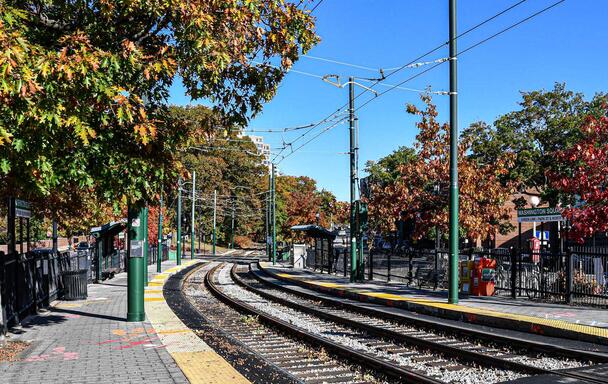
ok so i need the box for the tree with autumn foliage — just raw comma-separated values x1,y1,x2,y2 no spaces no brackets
547,104,608,243
0,1,318,226
175,105,268,245
367,95,516,242
274,175,342,241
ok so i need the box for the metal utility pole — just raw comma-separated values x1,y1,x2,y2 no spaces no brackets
127,206,146,322
355,117,364,281
349,77,357,283
212,189,217,257
271,163,277,265
176,178,182,266
448,0,459,304
265,192,270,261
157,192,163,273
230,197,235,249
143,206,149,286
191,171,196,258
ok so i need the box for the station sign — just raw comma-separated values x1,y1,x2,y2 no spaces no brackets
15,199,32,218
517,207,564,223
130,240,144,258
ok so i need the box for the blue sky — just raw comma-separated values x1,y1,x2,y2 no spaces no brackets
169,0,608,201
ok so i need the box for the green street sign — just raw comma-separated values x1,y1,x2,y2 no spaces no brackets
517,207,564,223
15,199,31,218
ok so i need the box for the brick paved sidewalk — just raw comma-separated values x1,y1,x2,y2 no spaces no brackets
0,261,190,384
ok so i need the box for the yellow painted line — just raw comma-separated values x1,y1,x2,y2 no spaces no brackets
171,351,250,384
145,289,163,293
274,268,608,339
144,297,165,302
148,281,164,286
156,329,190,335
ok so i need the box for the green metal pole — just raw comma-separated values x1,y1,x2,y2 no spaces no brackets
212,189,217,257
265,192,270,261
143,206,149,286
355,118,364,281
157,193,163,273
358,234,364,280
448,0,459,304
230,200,235,249
127,205,146,322
272,163,277,265
191,171,196,259
349,77,357,282
177,178,182,266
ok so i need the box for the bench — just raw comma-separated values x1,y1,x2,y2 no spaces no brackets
414,267,444,290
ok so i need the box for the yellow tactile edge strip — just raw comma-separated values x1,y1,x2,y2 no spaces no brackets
145,260,251,384
263,264,608,340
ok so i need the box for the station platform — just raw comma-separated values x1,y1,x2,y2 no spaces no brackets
259,262,608,346
0,259,250,384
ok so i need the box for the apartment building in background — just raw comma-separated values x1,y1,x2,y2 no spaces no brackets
247,135,272,170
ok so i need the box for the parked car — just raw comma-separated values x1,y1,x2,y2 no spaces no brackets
76,241,90,251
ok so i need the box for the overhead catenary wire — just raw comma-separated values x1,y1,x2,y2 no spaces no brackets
276,117,348,164
354,0,566,113
275,0,563,164
256,60,443,95
271,0,532,161
310,0,324,13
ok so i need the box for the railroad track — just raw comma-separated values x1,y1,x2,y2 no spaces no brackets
227,261,608,384
208,262,541,383
182,262,385,384
250,263,608,360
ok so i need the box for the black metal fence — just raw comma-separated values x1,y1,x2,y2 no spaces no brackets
305,239,334,273
90,244,168,281
1,250,72,331
492,247,608,306
1,242,171,331
361,246,608,307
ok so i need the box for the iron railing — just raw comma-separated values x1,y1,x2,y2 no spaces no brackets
1,250,71,330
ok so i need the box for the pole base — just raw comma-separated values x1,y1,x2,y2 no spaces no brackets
127,312,145,322
448,298,459,305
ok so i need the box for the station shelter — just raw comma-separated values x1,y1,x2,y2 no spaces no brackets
90,220,127,281
290,225,336,273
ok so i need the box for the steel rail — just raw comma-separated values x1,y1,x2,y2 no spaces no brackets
251,262,608,384
253,261,608,364
205,263,444,384
231,264,545,375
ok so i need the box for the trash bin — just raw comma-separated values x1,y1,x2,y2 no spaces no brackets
61,270,88,300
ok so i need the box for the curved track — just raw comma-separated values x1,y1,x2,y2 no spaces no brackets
207,262,543,383
244,261,608,384
182,261,384,384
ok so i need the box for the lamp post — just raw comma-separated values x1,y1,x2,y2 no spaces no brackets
212,189,217,257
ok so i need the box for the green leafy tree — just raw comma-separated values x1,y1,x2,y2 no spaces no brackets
0,1,318,225
173,105,268,244
365,146,417,186
463,83,607,204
